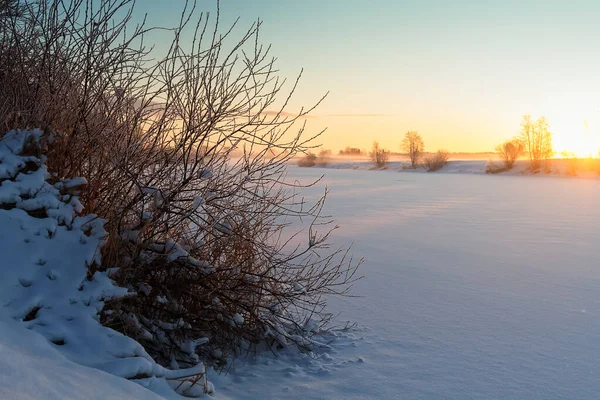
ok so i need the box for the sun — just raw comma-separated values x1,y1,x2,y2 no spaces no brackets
549,111,600,158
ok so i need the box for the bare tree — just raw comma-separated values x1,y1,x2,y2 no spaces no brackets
496,138,524,169
0,0,360,374
370,141,389,168
401,130,424,168
520,115,553,171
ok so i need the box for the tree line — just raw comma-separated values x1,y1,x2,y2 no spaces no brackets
300,114,557,174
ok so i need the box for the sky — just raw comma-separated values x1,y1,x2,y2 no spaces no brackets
139,0,600,154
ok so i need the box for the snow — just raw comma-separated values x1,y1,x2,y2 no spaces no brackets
0,130,209,400
232,313,245,325
208,166,600,400
4,128,600,399
0,321,165,400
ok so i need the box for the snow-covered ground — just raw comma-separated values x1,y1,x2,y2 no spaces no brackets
4,133,600,399
210,166,600,399
0,322,165,400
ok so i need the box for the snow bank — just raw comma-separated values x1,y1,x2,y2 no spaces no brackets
0,130,210,399
0,321,165,400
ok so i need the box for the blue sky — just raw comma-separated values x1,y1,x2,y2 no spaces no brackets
138,0,600,153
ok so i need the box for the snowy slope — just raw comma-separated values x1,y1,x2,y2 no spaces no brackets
0,322,165,400
0,130,208,399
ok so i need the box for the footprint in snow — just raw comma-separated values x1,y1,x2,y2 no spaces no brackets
19,277,33,287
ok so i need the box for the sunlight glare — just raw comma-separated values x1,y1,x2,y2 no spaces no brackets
549,108,600,158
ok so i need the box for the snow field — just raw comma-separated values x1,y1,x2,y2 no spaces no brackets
211,166,600,400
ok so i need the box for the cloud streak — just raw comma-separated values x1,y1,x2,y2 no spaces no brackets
262,110,387,119
262,110,315,119
321,113,387,118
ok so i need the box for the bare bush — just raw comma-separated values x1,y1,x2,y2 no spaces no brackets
0,0,20,17
316,149,332,166
1,0,360,372
370,142,389,168
561,151,579,176
423,150,449,172
297,149,330,167
496,138,524,169
401,130,424,168
559,154,600,176
297,152,318,167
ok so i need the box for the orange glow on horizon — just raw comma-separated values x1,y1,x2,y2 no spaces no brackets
307,109,600,158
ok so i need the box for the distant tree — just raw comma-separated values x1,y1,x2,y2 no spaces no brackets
401,130,424,168
316,149,332,166
496,138,524,169
297,152,317,167
339,146,362,156
370,141,389,168
520,115,553,171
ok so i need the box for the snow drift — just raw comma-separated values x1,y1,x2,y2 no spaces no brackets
0,129,211,399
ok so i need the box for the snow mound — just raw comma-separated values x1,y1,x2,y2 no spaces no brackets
0,130,210,399
0,321,165,400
